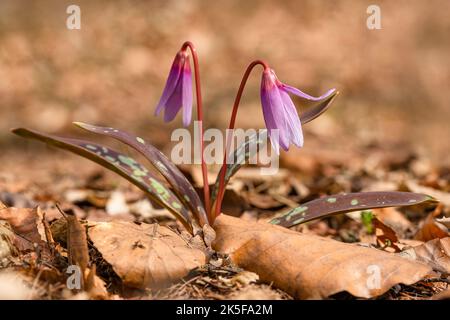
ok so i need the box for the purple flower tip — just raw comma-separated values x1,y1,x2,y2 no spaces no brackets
260,68,335,154
154,50,193,127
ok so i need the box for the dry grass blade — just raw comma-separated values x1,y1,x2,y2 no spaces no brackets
62,209,89,278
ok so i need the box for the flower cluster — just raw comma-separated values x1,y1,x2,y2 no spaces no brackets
154,44,335,153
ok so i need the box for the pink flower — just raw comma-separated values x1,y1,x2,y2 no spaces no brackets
260,68,335,154
154,50,193,126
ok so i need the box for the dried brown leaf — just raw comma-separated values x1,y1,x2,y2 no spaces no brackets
213,215,432,299
373,217,401,252
374,207,413,234
0,207,46,251
84,265,109,299
0,221,16,264
414,205,449,242
401,237,450,274
88,220,206,289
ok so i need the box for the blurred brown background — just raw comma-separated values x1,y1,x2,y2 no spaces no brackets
1,0,449,165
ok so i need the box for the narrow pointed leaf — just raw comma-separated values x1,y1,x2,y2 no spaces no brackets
210,131,267,204
73,122,207,226
12,128,192,232
270,191,438,228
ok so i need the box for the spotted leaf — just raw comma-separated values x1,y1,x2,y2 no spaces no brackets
270,191,438,228
12,128,193,232
73,122,207,226
210,131,267,205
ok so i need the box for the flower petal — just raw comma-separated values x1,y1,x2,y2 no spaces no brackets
280,89,303,148
163,78,183,123
181,60,193,127
155,52,184,116
261,73,290,153
282,85,336,102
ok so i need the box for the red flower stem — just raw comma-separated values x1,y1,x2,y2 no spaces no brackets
181,41,211,223
213,60,269,221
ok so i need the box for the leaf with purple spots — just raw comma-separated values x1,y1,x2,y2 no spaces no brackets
210,131,267,205
12,128,193,232
270,191,438,228
72,122,208,226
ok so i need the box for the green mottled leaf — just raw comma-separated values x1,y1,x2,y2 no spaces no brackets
12,128,193,232
270,191,438,228
73,122,207,226
210,131,267,205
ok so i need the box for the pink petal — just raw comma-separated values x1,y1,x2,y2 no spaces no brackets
261,72,290,153
280,90,303,148
163,78,183,122
181,61,193,127
155,52,184,116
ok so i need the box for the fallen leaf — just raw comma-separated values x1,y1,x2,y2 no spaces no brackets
401,237,450,274
88,220,206,289
0,221,16,265
374,207,414,234
372,217,401,252
213,215,431,299
84,264,109,299
0,207,46,251
414,205,449,242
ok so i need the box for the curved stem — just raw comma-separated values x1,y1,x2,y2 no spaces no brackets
212,60,269,221
181,41,211,224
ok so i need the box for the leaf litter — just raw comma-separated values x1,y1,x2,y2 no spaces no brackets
1,146,450,299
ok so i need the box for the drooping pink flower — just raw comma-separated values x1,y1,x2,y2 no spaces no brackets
260,68,335,154
154,50,193,126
